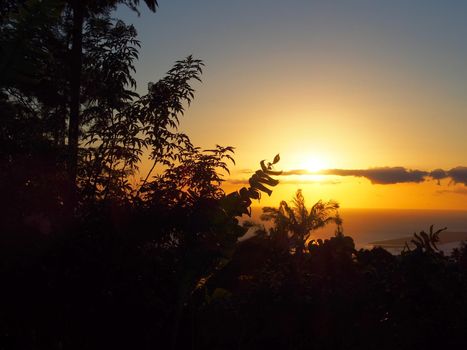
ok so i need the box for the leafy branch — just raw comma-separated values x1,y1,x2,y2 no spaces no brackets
220,154,282,217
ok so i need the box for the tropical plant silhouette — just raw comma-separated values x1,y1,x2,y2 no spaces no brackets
3,2,467,350
261,189,341,254
404,225,447,253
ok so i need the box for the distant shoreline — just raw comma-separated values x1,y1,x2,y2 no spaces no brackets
250,206,467,212
366,231,467,254
370,231,467,246
245,207,467,250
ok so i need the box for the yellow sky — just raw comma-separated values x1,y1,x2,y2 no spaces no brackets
222,174,467,210
124,2,467,210
175,59,467,210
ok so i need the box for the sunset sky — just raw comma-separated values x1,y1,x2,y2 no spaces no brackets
120,1,467,209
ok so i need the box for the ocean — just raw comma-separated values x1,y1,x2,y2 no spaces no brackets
246,207,467,249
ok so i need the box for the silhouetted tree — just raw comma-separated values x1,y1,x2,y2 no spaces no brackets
0,1,160,208
261,189,340,254
67,0,159,188
79,54,204,202
0,2,210,224
4,2,467,350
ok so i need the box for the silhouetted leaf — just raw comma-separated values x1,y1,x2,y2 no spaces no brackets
273,153,280,164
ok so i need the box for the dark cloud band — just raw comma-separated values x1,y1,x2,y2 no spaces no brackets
321,166,467,186
227,177,340,185
235,166,467,186
321,167,428,185
446,167,467,185
281,166,467,186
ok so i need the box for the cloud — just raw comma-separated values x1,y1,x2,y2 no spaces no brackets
234,166,467,187
277,178,341,185
430,168,448,181
447,166,467,186
227,177,340,186
281,169,310,176
273,167,430,184
280,166,467,186
239,168,314,178
320,167,429,185
428,167,467,186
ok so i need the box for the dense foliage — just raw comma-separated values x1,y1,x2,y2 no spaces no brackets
197,201,467,349
1,1,467,350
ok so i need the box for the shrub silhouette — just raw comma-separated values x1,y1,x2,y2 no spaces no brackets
3,2,467,350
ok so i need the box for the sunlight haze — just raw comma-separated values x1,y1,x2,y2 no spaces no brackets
119,0,467,209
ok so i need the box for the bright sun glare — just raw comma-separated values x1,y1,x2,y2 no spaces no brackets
303,156,328,173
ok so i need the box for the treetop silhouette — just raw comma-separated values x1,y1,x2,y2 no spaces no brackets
261,189,341,254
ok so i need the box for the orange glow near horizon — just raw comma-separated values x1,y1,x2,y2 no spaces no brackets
123,1,467,212
222,170,467,211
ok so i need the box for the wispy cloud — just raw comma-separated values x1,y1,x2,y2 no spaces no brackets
321,167,428,185
430,169,448,182
279,178,341,185
445,167,467,186
234,166,467,186
227,177,340,186
429,167,467,186
284,166,467,186
281,169,310,176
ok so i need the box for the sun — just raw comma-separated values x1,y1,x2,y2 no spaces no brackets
303,156,328,174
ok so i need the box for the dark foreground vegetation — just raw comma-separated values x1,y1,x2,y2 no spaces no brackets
2,1,467,349
3,188,467,350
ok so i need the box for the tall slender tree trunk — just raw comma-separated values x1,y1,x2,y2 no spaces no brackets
68,1,84,191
